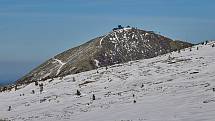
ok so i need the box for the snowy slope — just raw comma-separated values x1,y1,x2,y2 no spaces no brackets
1,42,215,121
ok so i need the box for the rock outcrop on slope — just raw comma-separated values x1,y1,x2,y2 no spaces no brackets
16,27,192,84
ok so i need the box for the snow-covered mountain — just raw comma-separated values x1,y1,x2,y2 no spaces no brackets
16,27,192,84
0,41,214,121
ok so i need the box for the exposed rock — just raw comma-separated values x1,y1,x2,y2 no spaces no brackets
16,27,192,84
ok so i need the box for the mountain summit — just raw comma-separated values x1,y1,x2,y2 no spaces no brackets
17,26,192,84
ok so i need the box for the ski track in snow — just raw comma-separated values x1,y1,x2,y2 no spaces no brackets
53,58,66,75
1,42,215,121
100,37,104,46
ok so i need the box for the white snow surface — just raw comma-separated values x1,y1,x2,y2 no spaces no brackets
94,59,100,68
100,33,110,47
1,42,215,121
123,27,132,31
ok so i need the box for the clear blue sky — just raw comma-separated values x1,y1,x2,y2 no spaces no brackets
0,0,215,84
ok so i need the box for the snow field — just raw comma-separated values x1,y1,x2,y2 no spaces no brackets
0,42,215,121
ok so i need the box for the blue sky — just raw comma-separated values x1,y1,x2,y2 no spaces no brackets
0,0,215,84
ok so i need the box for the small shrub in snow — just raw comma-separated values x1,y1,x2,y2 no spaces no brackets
49,78,54,82
8,106,11,111
167,55,172,60
39,83,43,87
19,94,25,96
14,85,18,91
31,90,35,94
118,92,121,96
212,44,214,47
76,90,81,96
213,88,215,92
92,94,95,100
178,49,180,53
72,77,76,82
35,81,38,86
39,83,44,94
40,98,46,103
133,100,136,103
141,84,144,88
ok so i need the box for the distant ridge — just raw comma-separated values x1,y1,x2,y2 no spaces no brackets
16,26,193,84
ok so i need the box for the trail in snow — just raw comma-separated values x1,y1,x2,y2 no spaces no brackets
100,34,109,47
53,58,66,75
